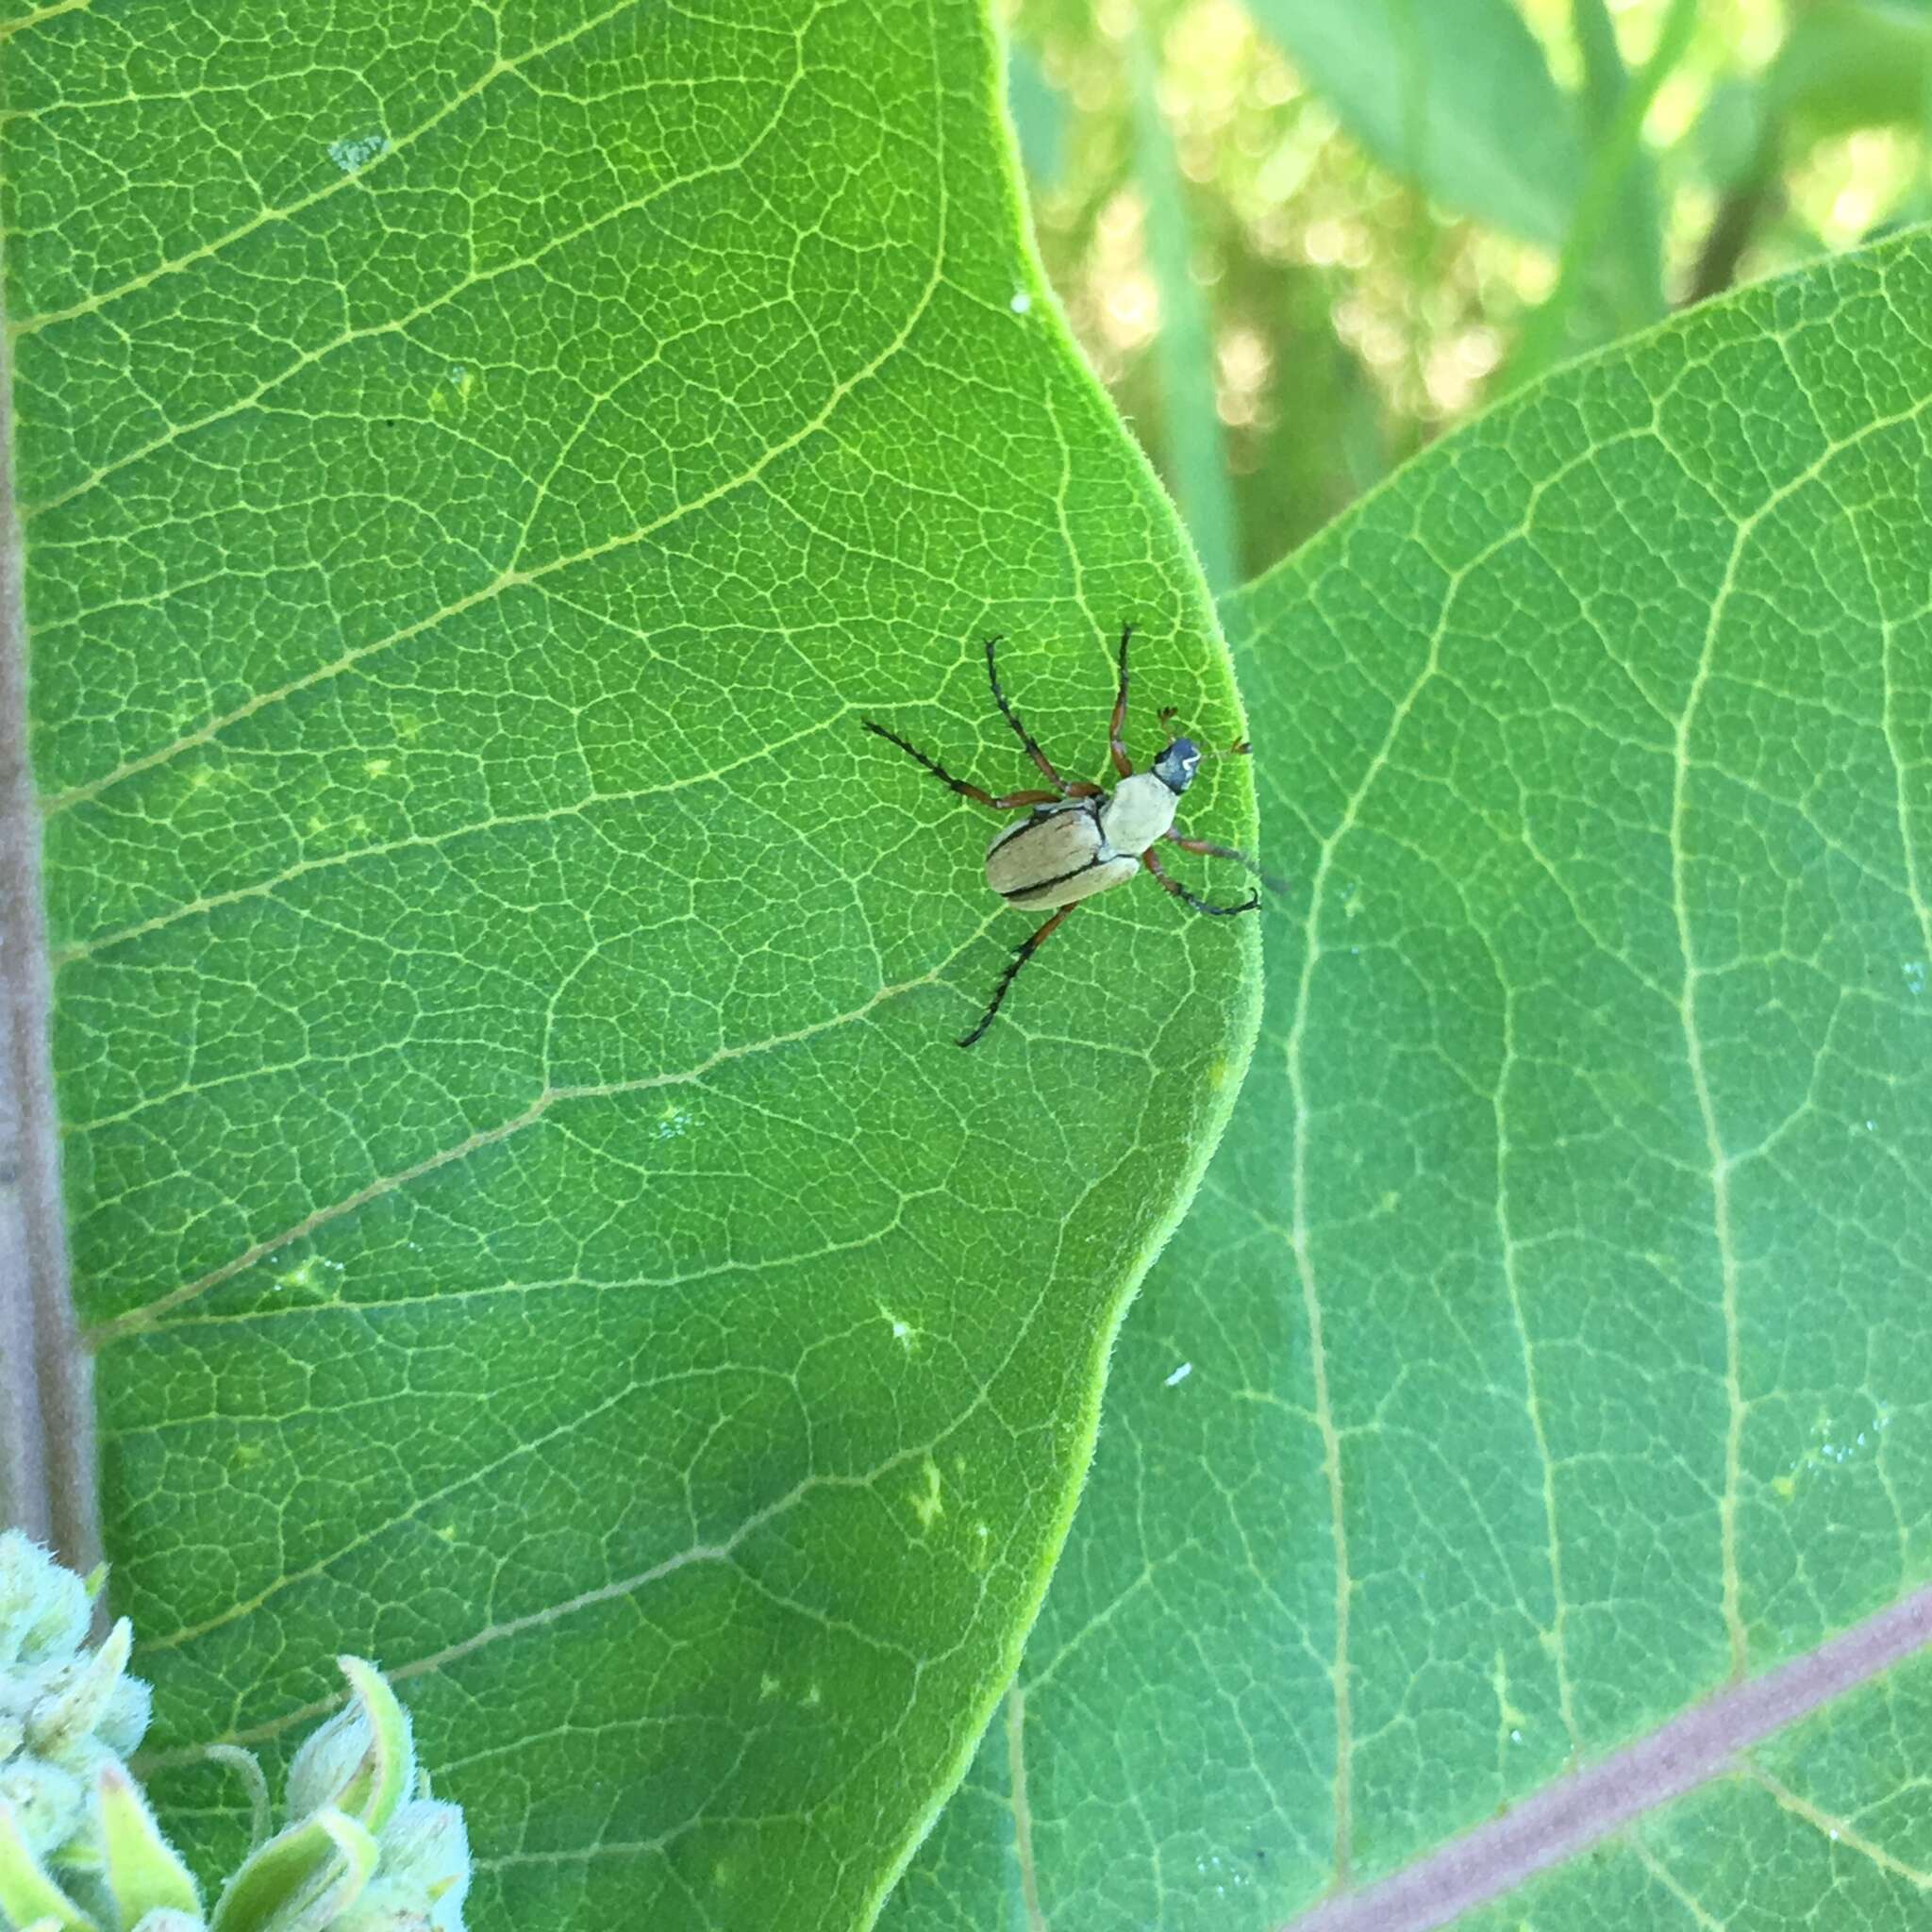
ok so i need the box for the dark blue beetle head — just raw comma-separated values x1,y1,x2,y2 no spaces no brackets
1152,737,1200,795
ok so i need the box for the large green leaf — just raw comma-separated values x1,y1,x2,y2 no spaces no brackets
1127,24,1239,598
1768,0,1932,140
887,230,1932,1926
1500,0,1691,391
0,4,1260,1926
1242,0,1583,246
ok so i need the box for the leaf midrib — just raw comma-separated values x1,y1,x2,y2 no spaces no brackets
1284,1584,1932,1931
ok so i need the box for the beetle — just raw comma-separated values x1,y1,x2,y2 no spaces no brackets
863,624,1278,1046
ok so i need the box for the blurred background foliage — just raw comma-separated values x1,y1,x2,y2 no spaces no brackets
1003,0,1932,591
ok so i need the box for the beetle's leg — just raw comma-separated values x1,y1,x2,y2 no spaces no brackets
1166,829,1289,894
1108,622,1135,777
986,632,1106,794
1141,848,1260,916
862,720,1061,810
958,904,1075,1048
982,634,1088,799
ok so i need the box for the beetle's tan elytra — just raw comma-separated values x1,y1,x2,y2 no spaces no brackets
863,625,1280,1045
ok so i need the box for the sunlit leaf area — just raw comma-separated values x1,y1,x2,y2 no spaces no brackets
2,4,1927,1930
1013,0,1932,582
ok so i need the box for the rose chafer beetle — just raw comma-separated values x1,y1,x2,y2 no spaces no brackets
864,624,1279,1046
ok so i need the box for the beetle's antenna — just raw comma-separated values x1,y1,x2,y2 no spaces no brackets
1108,624,1136,778
958,905,1075,1047
1155,707,1249,758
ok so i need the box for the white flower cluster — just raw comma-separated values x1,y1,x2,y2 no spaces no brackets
0,1532,469,1932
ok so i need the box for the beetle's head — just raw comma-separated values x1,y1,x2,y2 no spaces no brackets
1152,737,1200,795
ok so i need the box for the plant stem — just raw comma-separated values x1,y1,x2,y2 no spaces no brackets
0,294,98,1573
1501,0,1697,392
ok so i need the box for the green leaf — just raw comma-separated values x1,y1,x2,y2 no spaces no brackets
887,230,1932,1926
1127,25,1241,596
1,4,1260,1927
1005,40,1070,194
1566,0,1666,335
1769,0,1932,140
1243,0,1583,245
1501,0,1695,391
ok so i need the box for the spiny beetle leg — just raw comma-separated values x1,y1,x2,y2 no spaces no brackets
984,634,1068,792
1166,829,1289,894
1142,848,1261,916
958,904,1075,1047
862,719,1058,812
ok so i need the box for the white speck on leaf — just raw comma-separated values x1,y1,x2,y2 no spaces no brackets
1164,1361,1193,1388
1904,960,1925,994
1010,290,1032,314
328,132,388,174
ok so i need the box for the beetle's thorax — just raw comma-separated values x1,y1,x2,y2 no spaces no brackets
1099,772,1180,857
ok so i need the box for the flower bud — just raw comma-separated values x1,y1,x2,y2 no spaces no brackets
98,1759,201,1925
376,1801,466,1894
0,1533,155,1888
284,1708,374,1829
0,1757,84,1858
284,1664,408,1837
0,1534,89,1669
32,1620,136,1757
1,1546,471,1932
